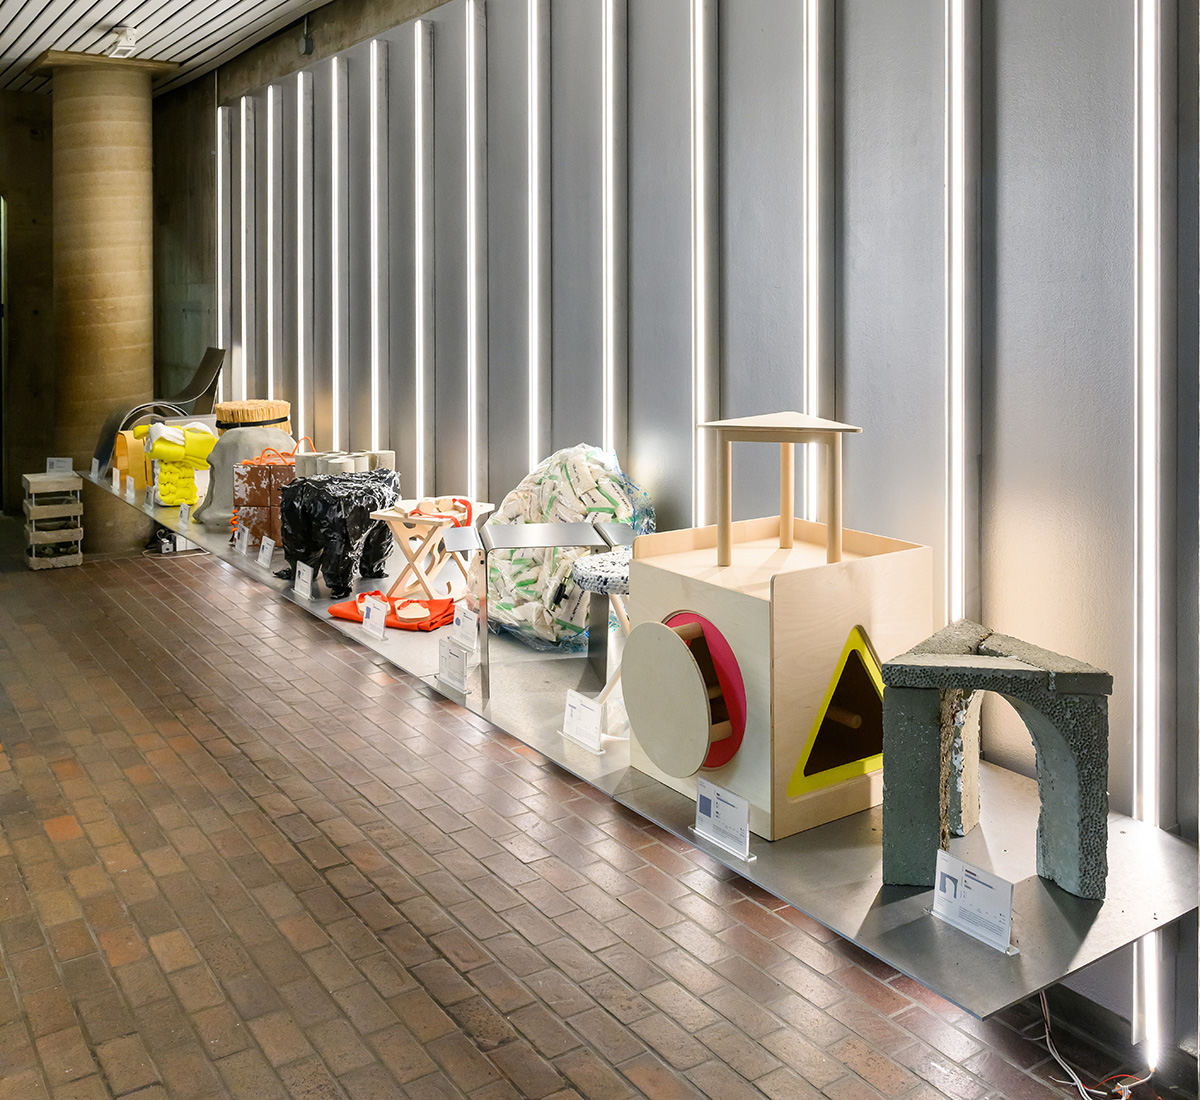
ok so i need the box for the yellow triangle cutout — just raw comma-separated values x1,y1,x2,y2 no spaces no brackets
786,625,884,799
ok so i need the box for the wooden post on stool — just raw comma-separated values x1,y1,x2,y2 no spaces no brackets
826,432,842,564
701,412,861,569
717,437,733,567
779,442,795,550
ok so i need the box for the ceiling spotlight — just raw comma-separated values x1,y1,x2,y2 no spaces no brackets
107,27,139,58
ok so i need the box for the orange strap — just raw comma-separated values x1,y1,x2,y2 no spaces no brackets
253,447,293,466
412,497,473,528
237,446,295,468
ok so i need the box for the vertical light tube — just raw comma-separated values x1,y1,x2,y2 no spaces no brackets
527,0,542,472
296,71,309,441
466,0,480,499
369,40,384,450
330,58,342,450
944,0,967,624
414,22,428,498
690,0,708,525
216,104,227,403
239,96,252,399
1133,0,1161,1069
801,0,821,520
266,85,277,400
601,0,617,455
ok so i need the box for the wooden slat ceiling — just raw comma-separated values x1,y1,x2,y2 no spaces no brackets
0,0,328,96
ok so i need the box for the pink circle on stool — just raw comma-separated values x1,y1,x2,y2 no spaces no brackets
664,612,747,769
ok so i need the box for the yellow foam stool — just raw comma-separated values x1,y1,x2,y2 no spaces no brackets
134,423,218,507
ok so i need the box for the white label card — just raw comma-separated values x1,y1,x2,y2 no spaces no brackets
694,778,754,862
46,457,73,474
560,689,604,754
91,458,100,478
294,562,316,600
452,607,478,653
144,486,155,509
178,502,191,527
124,475,136,501
234,525,250,555
438,637,470,693
111,468,121,491
256,535,275,567
361,595,389,640
931,850,1014,953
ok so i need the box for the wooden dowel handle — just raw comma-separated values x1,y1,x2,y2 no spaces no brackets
709,720,733,743
826,705,862,729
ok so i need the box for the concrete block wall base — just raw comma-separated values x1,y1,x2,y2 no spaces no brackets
881,620,1112,900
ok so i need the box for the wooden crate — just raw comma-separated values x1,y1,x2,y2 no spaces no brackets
23,472,83,571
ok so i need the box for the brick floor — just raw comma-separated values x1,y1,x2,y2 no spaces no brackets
0,543,1155,1099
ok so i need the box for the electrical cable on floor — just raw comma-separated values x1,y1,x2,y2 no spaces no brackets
1096,1073,1157,1100
1039,991,1108,1098
1038,992,1156,1100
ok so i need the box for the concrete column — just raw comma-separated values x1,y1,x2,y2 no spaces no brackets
34,51,175,553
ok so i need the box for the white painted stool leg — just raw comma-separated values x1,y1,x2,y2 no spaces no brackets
596,666,622,705
609,594,631,635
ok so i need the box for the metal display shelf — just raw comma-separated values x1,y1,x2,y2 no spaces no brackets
83,472,1198,1019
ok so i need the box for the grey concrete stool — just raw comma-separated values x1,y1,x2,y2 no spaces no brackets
881,620,1112,900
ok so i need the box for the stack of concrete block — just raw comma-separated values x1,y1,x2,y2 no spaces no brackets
293,451,396,478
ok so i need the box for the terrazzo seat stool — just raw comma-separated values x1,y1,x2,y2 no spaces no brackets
571,544,632,631
571,545,632,702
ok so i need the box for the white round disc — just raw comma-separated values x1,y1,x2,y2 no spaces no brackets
622,621,713,778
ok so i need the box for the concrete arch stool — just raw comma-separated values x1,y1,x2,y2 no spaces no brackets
881,620,1112,900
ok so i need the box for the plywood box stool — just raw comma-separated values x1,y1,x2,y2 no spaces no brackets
623,412,934,841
